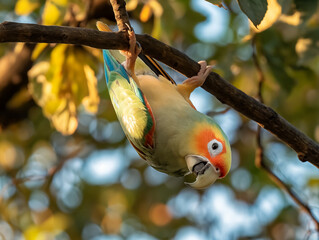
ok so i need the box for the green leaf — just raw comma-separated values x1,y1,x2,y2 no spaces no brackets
258,28,297,92
238,0,268,28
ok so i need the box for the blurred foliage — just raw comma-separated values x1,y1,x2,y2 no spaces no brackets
0,0,319,239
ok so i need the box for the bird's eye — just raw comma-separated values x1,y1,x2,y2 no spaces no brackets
208,139,223,157
212,142,219,150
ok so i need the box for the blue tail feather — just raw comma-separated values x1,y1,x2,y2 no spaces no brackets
103,50,129,83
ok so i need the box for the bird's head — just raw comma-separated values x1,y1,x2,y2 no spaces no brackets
185,120,231,189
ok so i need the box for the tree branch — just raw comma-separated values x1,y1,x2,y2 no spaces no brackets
109,0,131,31
253,38,319,231
0,21,319,168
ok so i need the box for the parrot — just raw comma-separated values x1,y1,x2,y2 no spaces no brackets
96,21,231,189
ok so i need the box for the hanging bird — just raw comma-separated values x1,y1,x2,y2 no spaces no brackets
96,21,231,189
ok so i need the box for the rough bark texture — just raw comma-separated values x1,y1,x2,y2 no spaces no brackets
0,21,319,167
109,0,131,31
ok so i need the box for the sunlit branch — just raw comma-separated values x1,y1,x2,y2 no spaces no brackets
109,0,132,32
252,38,319,232
0,21,319,167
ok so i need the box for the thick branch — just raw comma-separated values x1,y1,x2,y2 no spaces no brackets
0,21,319,167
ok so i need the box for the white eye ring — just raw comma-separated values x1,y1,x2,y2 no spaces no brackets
208,139,223,157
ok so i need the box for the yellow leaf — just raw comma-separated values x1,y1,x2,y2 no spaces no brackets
149,0,163,17
41,213,70,231
7,88,32,109
51,98,78,135
49,44,68,96
0,141,17,171
151,16,162,39
148,0,163,38
32,43,49,60
29,44,99,135
82,65,100,114
28,61,51,107
42,0,68,25
24,225,42,240
140,3,152,22
28,61,50,79
52,0,67,5
126,0,139,11
279,11,301,26
24,213,70,240
15,0,40,15
295,38,312,58
43,96,63,115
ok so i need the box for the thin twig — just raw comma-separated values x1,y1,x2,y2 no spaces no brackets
109,0,131,31
252,37,319,231
0,22,319,167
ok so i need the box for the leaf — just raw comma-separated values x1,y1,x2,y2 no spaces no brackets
296,29,319,65
32,43,49,60
82,65,99,114
149,0,163,17
51,98,78,135
258,29,297,92
0,141,17,171
28,61,51,105
29,45,99,135
24,213,70,239
140,0,163,24
238,0,268,28
149,0,163,38
140,3,152,22
250,0,281,33
42,0,68,25
14,0,40,15
151,16,162,39
126,0,139,11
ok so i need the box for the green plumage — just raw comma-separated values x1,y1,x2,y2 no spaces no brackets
103,50,155,160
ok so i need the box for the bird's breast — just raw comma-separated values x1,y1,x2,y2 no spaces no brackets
137,75,194,176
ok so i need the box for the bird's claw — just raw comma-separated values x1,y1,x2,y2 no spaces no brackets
182,61,212,88
121,24,141,75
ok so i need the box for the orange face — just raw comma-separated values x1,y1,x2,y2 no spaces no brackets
191,123,231,178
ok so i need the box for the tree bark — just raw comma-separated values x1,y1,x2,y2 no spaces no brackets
0,21,318,168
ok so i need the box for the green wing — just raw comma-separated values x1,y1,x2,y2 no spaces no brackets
103,49,155,160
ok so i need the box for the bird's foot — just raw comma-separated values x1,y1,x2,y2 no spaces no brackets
121,24,142,75
182,61,212,89
176,61,212,108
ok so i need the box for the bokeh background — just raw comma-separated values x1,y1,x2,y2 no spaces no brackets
0,0,318,239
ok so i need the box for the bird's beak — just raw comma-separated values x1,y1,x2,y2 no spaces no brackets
185,155,220,189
